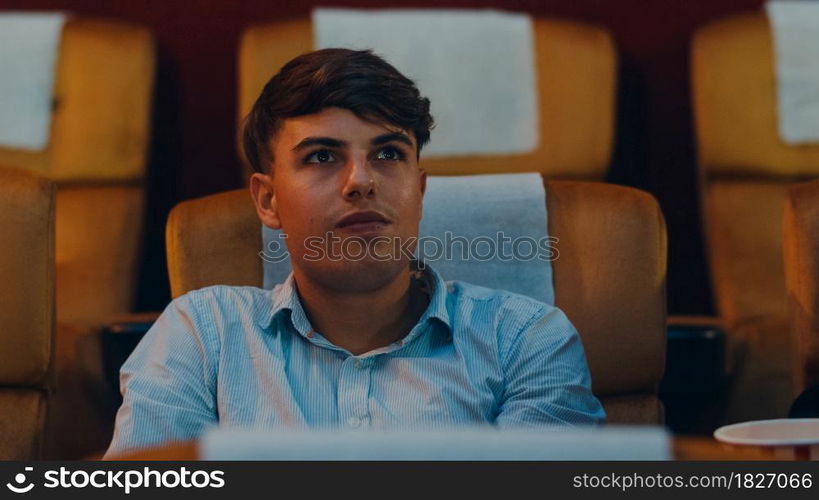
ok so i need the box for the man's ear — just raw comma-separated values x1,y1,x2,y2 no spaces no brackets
249,172,282,229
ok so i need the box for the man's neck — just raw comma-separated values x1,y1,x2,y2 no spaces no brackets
292,266,429,356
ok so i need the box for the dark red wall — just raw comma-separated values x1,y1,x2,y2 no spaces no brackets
1,0,767,313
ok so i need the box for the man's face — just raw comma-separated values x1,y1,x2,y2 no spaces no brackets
254,106,426,293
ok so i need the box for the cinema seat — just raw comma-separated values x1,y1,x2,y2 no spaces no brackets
0,19,156,458
165,181,667,424
691,11,819,421
0,167,55,460
784,180,819,395
237,15,616,181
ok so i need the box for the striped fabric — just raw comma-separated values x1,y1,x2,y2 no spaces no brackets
105,265,605,457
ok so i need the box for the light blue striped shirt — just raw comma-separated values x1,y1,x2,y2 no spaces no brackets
106,265,605,456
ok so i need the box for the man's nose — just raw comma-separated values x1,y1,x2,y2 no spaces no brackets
341,154,376,201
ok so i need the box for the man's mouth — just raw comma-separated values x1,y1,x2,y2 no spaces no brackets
335,210,392,233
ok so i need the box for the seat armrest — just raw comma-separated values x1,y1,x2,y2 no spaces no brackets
660,321,729,434
661,323,727,395
75,312,159,404
100,312,158,398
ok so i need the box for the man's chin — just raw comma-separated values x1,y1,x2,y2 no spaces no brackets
296,257,410,293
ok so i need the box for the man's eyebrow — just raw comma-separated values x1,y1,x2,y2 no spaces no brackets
371,132,414,148
291,137,347,152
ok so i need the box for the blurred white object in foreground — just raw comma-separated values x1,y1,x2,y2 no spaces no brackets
201,426,670,461
715,418,819,459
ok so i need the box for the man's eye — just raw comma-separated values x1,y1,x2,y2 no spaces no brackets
375,146,404,161
305,150,336,163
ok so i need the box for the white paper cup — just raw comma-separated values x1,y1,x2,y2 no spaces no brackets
714,419,819,460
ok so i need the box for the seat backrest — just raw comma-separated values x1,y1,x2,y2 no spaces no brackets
784,180,819,391
0,18,155,324
0,166,55,459
692,12,819,330
237,16,615,180
166,180,667,424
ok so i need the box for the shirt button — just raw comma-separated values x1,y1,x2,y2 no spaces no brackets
354,359,362,369
347,416,361,428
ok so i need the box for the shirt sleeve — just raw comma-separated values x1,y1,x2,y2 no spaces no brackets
104,293,218,458
495,304,606,427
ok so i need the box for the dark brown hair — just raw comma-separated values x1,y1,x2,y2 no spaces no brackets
242,48,434,173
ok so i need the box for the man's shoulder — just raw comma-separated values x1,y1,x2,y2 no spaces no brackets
168,285,272,324
446,280,552,312
180,284,269,300
445,280,564,332
443,280,579,367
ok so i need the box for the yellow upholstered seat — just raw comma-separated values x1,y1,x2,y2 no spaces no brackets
691,11,819,421
784,180,819,393
237,16,616,180
0,18,155,458
0,167,55,459
166,181,667,424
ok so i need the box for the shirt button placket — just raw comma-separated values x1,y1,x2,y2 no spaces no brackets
338,356,371,429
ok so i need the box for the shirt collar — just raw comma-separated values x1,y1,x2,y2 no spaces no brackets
256,261,452,336
256,272,309,334
410,260,451,330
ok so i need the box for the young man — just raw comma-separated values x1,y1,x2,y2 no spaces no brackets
105,48,604,457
